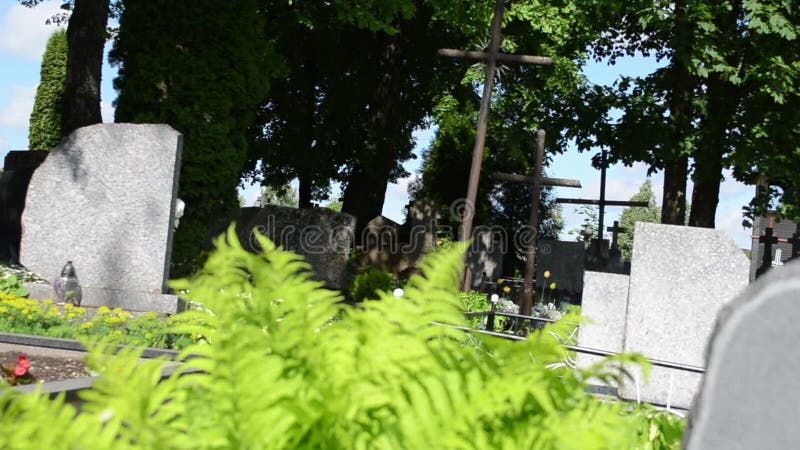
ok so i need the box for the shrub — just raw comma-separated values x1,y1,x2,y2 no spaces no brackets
0,227,683,448
349,267,394,302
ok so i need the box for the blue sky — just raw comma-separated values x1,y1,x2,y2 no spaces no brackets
0,1,753,248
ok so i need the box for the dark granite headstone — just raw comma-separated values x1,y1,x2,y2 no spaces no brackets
233,206,356,289
0,151,48,263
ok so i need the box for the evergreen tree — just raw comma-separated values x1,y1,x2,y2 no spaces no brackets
28,29,67,151
110,0,274,275
617,180,661,261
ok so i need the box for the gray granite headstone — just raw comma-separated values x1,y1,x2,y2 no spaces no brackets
20,124,182,312
235,205,355,289
619,223,749,409
684,261,800,450
684,259,800,450
577,271,630,385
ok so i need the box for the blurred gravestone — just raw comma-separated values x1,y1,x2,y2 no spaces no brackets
234,205,355,289
466,228,505,289
619,223,749,409
684,259,800,450
20,124,183,313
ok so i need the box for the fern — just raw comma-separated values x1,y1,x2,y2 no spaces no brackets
0,226,683,449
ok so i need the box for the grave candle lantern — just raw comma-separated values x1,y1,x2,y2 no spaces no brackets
54,260,82,306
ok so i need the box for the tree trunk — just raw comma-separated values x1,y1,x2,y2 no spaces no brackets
661,156,689,224
688,3,743,228
661,0,692,225
341,30,402,238
298,174,313,208
689,74,727,228
62,0,110,136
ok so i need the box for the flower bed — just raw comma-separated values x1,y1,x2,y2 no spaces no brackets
0,293,192,350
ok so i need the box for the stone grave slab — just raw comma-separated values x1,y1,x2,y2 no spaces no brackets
20,124,182,312
684,259,800,450
536,240,585,296
577,271,630,388
619,223,749,409
234,205,356,289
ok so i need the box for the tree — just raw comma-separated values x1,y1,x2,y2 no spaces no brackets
28,29,67,151
22,0,111,138
257,185,299,208
247,0,470,236
111,0,273,275
588,0,800,228
61,0,109,135
617,180,661,261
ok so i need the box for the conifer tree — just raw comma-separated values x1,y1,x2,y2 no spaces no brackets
617,180,661,261
28,29,67,151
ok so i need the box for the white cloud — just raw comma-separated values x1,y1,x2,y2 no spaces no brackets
0,85,35,131
719,170,750,197
383,174,419,222
716,206,751,249
0,3,67,62
100,100,114,123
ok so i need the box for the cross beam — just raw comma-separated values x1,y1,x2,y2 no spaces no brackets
492,173,581,188
556,198,649,207
437,49,553,66
437,0,553,290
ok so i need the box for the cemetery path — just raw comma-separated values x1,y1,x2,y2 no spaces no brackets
0,351,87,383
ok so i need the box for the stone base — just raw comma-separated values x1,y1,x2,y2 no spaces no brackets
25,283,183,315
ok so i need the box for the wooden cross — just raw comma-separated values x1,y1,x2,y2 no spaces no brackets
488,130,581,316
436,0,553,290
556,150,648,254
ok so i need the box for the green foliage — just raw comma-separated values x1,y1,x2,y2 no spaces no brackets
257,185,299,208
349,268,394,302
618,180,661,261
111,0,274,276
0,275,28,298
0,226,683,448
28,29,67,151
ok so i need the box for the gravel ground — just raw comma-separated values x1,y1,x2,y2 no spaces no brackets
0,351,88,383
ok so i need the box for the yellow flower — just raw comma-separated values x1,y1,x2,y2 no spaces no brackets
26,314,33,320
64,303,73,310
497,278,504,284
550,282,557,290
503,286,511,294
98,306,111,315
544,270,551,279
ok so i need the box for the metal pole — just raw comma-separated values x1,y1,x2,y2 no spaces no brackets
520,129,545,316
598,150,607,246
460,0,505,291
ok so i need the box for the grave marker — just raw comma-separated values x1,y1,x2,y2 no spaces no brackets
618,222,749,409
21,124,183,313
684,259,800,450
